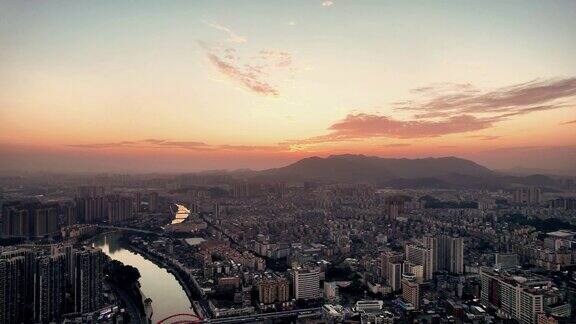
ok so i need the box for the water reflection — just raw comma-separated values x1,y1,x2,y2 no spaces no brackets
93,233,193,322
171,204,190,224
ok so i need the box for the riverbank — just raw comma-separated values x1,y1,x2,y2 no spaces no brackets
106,279,150,324
125,241,205,319
94,232,193,322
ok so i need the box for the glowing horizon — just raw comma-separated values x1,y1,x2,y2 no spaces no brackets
1,1,575,173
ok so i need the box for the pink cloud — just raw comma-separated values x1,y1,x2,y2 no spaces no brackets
282,113,493,145
198,43,295,97
278,77,573,145
207,52,279,96
69,139,291,153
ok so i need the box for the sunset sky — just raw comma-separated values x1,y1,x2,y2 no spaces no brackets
1,0,575,173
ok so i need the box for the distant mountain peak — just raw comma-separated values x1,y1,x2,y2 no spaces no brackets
255,155,498,188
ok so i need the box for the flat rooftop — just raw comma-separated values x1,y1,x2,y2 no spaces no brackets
547,230,575,238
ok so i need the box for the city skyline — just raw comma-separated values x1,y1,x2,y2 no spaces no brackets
1,0,576,173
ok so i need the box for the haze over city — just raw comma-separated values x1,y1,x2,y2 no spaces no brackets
2,2,576,324
1,0,575,174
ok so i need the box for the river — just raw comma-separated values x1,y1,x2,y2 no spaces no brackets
171,204,190,224
93,204,195,322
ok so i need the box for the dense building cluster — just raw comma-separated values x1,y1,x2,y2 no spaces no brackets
1,173,575,323
0,245,104,323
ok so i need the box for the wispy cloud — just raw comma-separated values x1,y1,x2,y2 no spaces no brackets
69,139,210,151
466,135,502,141
322,1,334,7
198,42,295,97
561,119,576,125
383,143,411,147
203,21,246,43
206,51,279,96
395,77,576,119
69,141,138,149
218,144,288,152
69,139,290,153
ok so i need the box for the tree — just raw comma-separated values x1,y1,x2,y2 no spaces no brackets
105,260,141,288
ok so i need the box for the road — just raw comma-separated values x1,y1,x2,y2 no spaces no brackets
97,225,159,235
202,308,322,323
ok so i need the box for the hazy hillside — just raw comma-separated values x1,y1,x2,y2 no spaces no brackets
254,154,499,188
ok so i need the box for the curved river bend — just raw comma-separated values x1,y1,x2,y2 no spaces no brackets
93,204,193,322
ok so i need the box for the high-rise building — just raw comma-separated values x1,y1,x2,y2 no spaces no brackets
76,186,105,199
33,252,67,323
62,202,76,227
1,202,60,238
256,274,290,304
384,197,404,220
75,196,106,223
293,267,321,301
388,262,403,291
106,195,134,223
277,277,289,302
134,192,142,213
257,278,276,304
149,192,159,213
443,236,464,274
32,203,60,238
424,236,439,272
403,262,424,281
528,187,542,205
405,244,433,280
401,273,421,309
73,247,104,313
213,203,222,218
1,246,105,323
512,188,524,204
480,268,549,324
425,235,464,275
512,187,542,206
379,251,403,281
0,248,35,324
233,182,252,198
1,201,29,238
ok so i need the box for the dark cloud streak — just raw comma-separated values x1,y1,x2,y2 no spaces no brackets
396,78,576,119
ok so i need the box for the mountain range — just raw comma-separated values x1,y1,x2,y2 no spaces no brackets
242,154,568,190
